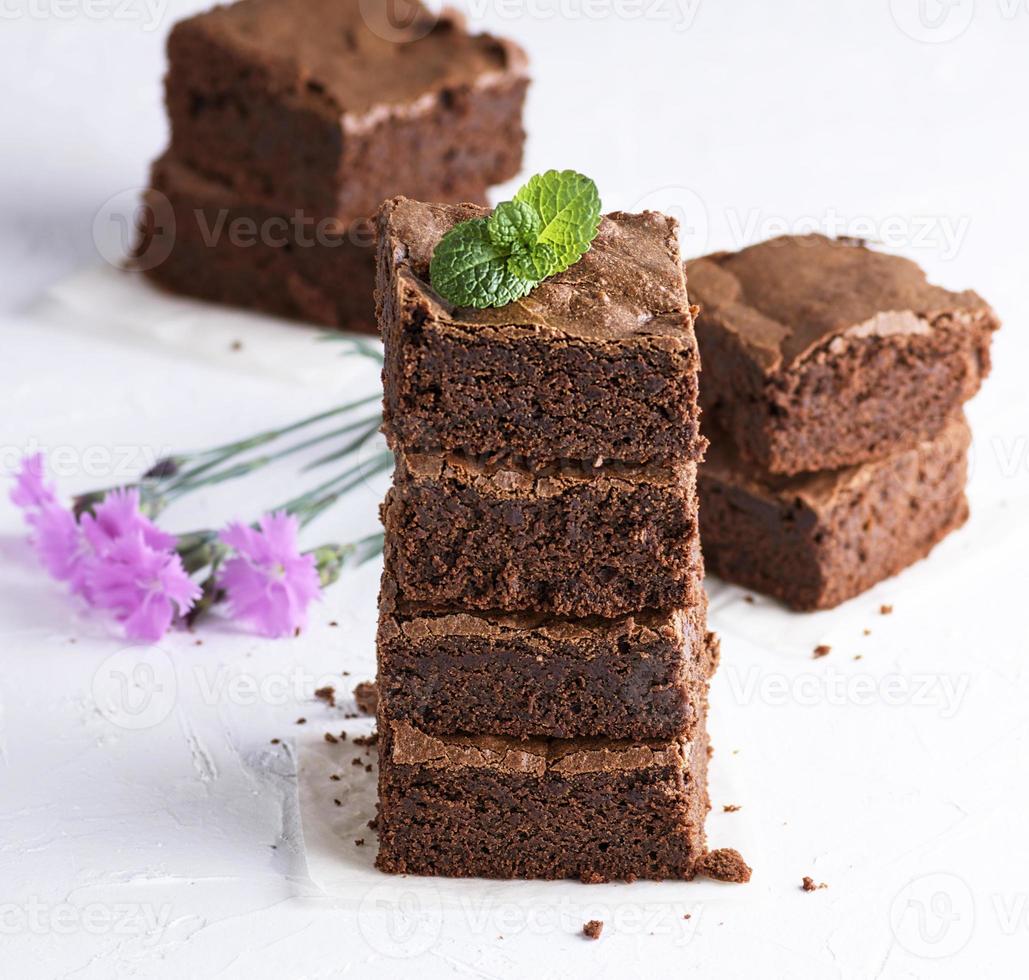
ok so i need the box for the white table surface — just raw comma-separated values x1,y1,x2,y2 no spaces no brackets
2,2,1029,977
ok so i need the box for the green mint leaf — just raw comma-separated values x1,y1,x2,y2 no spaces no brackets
508,241,560,281
488,200,542,250
429,217,535,308
513,170,601,273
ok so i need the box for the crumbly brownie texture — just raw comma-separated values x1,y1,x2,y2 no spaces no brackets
699,415,971,610
138,153,410,334
166,0,527,220
377,602,718,739
377,198,704,467
375,717,710,881
688,235,998,475
381,451,703,618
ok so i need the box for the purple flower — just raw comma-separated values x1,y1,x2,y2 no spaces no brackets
80,487,177,555
10,453,58,510
87,532,201,643
219,512,321,638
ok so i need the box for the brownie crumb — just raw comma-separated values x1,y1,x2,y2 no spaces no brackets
880,604,893,615
315,686,336,707
330,774,341,781
328,620,339,627
354,681,378,715
801,876,828,892
296,717,307,725
364,763,373,773
813,644,831,659
339,731,347,741
353,733,378,747
194,639,203,646
333,799,342,807
862,628,871,636
582,920,604,940
351,758,363,767
367,817,378,831
743,595,755,604
723,804,741,813
270,738,280,745
853,654,863,661
324,732,339,744
683,913,691,920
580,871,607,885
697,848,752,884
230,339,243,351
355,838,365,846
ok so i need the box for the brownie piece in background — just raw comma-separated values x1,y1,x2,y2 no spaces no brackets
377,199,704,467
687,235,998,475
377,598,718,740
138,153,390,333
375,716,710,881
166,0,528,221
698,415,971,610
381,451,703,618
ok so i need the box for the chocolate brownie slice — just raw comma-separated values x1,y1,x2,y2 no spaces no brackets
138,153,392,333
377,601,718,739
699,414,971,610
375,716,710,881
381,451,703,618
377,199,704,467
688,236,998,475
166,0,527,221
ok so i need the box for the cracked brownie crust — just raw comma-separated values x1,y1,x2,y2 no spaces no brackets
377,198,705,467
381,451,703,618
688,235,998,475
699,415,971,610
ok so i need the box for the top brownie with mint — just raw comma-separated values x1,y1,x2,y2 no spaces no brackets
687,235,999,475
165,0,528,221
376,196,704,467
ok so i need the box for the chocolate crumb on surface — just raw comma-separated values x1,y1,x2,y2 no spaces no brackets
328,620,339,627
880,604,893,615
333,798,342,807
723,804,741,813
355,838,365,846
697,848,752,883
330,774,341,781
743,595,755,604
353,733,378,747
353,680,378,715
863,628,871,636
351,758,363,766
813,644,831,659
270,738,280,745
582,920,604,940
296,717,307,725
802,876,828,892
230,339,243,351
315,686,336,707
324,732,339,744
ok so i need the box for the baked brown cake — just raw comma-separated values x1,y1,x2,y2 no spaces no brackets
377,198,704,467
375,716,710,881
687,236,998,475
377,601,718,740
138,153,393,334
381,451,703,618
166,0,528,222
699,415,971,610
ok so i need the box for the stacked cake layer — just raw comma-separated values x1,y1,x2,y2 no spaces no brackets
374,199,725,881
688,235,999,610
136,0,528,333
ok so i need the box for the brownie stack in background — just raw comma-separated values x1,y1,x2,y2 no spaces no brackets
687,235,1000,611
372,197,747,883
135,0,528,334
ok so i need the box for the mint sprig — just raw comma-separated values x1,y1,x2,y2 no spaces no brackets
429,170,601,309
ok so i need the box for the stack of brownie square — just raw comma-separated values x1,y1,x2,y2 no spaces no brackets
372,199,737,882
137,0,528,334
687,235,1000,610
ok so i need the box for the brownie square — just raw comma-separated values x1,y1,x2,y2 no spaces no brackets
698,414,971,610
687,235,998,475
377,601,718,740
381,451,703,618
375,716,710,881
377,198,704,467
166,0,528,222
138,153,390,333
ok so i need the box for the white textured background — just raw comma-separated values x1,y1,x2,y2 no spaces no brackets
2,1,1029,977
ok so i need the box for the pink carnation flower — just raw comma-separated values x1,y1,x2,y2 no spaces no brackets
10,453,58,510
219,512,321,638
87,532,201,643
